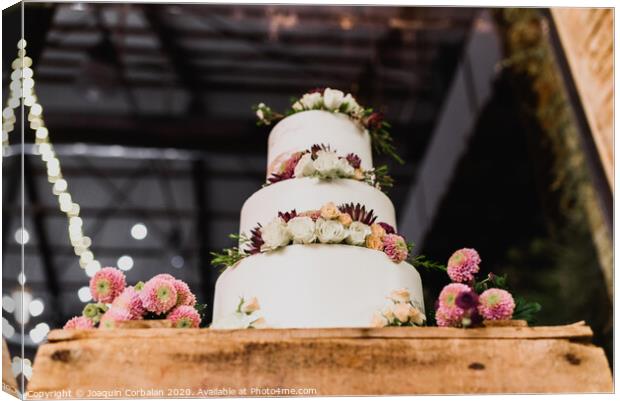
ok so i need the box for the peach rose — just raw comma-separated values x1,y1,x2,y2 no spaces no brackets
393,303,413,322
371,312,388,328
353,168,365,181
409,306,426,326
338,213,353,227
390,288,411,304
365,234,384,251
320,202,341,220
251,317,268,329
382,305,395,321
241,297,260,314
370,223,387,238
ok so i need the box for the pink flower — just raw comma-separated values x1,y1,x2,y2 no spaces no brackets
112,286,145,319
152,273,176,282
382,234,409,263
167,305,201,328
89,267,126,303
173,280,197,307
478,289,515,320
99,307,132,329
435,306,464,327
438,283,471,310
447,248,481,283
63,316,94,330
140,277,178,315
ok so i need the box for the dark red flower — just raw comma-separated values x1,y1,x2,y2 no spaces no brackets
377,222,395,235
307,87,325,94
338,203,377,225
345,153,362,169
277,210,298,223
310,143,333,159
364,112,384,130
246,224,264,254
455,290,479,310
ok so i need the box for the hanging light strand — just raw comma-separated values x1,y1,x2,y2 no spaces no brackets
2,39,102,278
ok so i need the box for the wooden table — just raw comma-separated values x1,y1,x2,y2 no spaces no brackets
26,322,612,397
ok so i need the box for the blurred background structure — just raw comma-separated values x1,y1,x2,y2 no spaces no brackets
2,3,613,379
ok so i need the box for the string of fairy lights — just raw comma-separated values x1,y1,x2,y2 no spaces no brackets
2,39,102,279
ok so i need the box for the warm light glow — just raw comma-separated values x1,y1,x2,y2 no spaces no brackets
28,299,44,317
14,228,29,245
77,286,92,302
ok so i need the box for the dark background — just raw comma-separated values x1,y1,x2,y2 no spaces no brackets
2,3,612,369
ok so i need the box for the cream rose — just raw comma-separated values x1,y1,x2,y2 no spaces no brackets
300,92,322,109
335,157,355,177
320,202,341,219
287,216,317,244
346,221,371,245
371,312,388,328
382,305,395,321
342,93,362,115
323,88,345,110
250,316,268,329
294,153,316,178
393,303,413,322
313,150,340,177
241,297,260,314
390,288,411,304
260,217,291,251
338,213,353,227
409,307,426,326
316,218,347,244
292,101,303,111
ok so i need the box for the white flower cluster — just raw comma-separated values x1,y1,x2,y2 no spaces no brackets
210,297,267,330
372,288,426,328
259,204,372,252
294,150,356,179
292,88,364,117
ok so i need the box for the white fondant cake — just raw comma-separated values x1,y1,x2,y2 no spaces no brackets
239,178,396,237
267,110,373,176
213,100,424,328
213,245,424,328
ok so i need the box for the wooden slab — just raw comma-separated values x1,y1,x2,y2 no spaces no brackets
27,323,612,397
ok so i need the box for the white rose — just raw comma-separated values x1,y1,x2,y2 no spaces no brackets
293,153,316,178
287,216,317,244
335,157,355,177
210,313,250,330
346,221,371,245
393,303,413,322
323,88,345,110
300,92,322,109
292,101,303,111
260,217,291,251
256,109,264,120
241,297,260,314
313,150,340,177
342,93,362,114
316,218,347,244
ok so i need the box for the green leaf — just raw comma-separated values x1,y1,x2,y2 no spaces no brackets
512,297,542,324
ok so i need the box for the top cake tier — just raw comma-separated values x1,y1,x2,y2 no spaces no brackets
266,110,373,177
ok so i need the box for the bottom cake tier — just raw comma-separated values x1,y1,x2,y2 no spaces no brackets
212,244,424,328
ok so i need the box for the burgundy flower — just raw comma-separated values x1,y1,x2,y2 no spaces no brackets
338,203,377,225
246,224,264,254
277,210,298,223
345,153,362,169
364,112,384,130
455,290,479,310
266,171,294,184
377,222,396,235
311,143,333,159
307,87,325,94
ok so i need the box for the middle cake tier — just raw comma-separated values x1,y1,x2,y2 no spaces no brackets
239,178,397,236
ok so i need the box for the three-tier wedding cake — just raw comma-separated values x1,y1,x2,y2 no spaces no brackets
212,89,424,328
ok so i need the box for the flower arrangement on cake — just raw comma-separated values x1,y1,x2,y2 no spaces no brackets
254,88,403,164
210,297,267,329
211,202,422,268
265,144,393,191
63,268,207,330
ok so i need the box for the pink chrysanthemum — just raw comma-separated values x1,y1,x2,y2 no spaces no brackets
89,267,126,303
99,307,132,329
438,283,471,310
447,248,481,283
173,280,197,307
112,286,145,319
63,316,94,330
139,277,178,315
167,305,201,328
478,289,515,320
152,273,176,282
435,306,464,327
382,234,409,263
